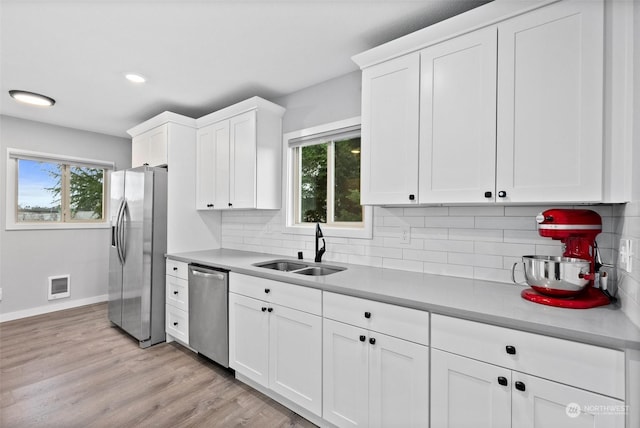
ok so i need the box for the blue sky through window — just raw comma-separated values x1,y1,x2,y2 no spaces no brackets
17,159,60,209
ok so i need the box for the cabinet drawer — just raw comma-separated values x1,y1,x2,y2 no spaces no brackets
431,314,625,399
166,304,189,344
166,275,188,312
323,292,429,345
166,259,188,280
229,273,321,315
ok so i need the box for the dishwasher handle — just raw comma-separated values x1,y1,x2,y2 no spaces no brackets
189,267,226,281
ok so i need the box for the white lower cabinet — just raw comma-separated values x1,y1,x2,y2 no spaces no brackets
323,293,430,428
431,315,625,428
165,259,189,344
228,274,322,416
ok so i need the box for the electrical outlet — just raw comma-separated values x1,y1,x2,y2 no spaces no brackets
400,226,411,244
619,239,633,273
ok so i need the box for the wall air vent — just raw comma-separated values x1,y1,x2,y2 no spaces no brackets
48,275,70,300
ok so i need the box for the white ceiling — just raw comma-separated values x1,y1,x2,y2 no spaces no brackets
1,0,490,138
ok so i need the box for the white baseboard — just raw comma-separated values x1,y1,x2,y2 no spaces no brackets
0,294,108,323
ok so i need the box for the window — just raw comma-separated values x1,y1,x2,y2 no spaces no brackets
6,149,113,229
285,117,372,239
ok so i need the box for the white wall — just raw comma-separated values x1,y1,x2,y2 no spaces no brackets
0,115,131,320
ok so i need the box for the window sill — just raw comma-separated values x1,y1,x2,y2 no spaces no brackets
6,222,111,231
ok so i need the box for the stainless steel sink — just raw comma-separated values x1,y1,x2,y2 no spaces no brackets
254,260,308,272
253,259,345,276
293,266,345,276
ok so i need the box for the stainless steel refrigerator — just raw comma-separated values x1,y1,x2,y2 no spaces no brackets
108,166,167,348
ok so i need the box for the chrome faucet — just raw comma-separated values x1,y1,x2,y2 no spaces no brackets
315,223,326,263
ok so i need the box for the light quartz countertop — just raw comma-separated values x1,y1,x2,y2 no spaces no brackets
167,248,640,350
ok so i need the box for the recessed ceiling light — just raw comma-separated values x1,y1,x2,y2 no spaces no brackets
125,73,146,83
9,90,56,107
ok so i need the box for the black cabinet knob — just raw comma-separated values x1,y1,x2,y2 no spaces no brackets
261,307,267,312
484,191,492,198
498,190,507,198
409,194,415,201
173,267,178,271
264,288,271,294
497,376,508,386
206,203,214,208
173,291,178,295
506,345,516,355
173,322,178,326
267,307,273,313
228,202,233,207
515,381,526,391
369,337,376,345
364,312,371,319
359,335,366,342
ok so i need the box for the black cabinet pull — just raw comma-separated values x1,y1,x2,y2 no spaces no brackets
228,202,233,207
498,376,508,386
264,288,271,294
173,267,178,271
369,337,376,345
267,307,273,313
173,322,178,326
359,335,366,342
173,291,178,295
505,345,516,355
498,190,507,198
409,194,415,201
206,203,214,208
484,191,492,198
364,312,371,319
261,307,267,312
515,381,526,391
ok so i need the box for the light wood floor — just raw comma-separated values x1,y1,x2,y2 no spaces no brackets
0,302,317,428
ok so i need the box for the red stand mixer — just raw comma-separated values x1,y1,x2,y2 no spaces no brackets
517,209,611,309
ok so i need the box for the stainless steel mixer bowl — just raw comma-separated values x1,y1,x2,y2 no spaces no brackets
512,255,591,297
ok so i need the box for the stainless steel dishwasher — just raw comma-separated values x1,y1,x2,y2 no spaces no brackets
188,264,229,367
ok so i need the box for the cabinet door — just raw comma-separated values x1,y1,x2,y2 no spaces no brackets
132,124,168,168
229,111,257,209
361,53,420,205
369,332,430,428
195,122,229,209
268,304,322,416
323,318,369,428
496,0,604,203
431,349,511,428
419,27,497,204
511,373,624,428
228,293,269,387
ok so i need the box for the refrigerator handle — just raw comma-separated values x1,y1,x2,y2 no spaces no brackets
119,200,129,263
115,199,125,264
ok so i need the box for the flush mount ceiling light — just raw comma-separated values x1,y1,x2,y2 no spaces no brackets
125,73,146,83
9,90,56,107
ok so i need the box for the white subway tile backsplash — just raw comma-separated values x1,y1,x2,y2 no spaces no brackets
403,249,448,263
403,207,449,217
449,206,504,216
474,241,535,256
449,228,503,242
475,216,536,230
423,239,473,253
364,246,403,259
423,261,473,278
411,227,449,240
423,216,475,228
448,253,503,269
383,216,425,227
382,258,424,273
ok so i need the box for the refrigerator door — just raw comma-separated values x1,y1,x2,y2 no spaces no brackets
108,170,125,327
121,168,152,342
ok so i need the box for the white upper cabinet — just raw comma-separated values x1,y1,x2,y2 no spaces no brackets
195,97,285,210
418,26,497,204
496,0,604,203
354,0,629,205
360,53,420,205
131,123,168,168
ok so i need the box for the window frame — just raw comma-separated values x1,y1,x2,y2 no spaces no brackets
6,148,113,230
284,117,372,239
